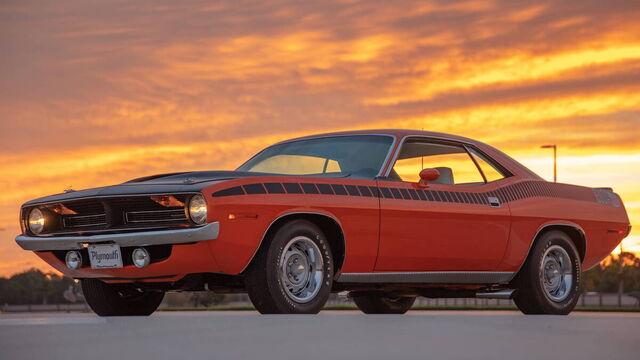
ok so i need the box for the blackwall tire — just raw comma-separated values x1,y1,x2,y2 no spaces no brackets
81,279,165,316
512,230,581,315
352,293,416,314
245,219,333,314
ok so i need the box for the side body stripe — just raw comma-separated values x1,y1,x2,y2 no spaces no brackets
213,180,599,206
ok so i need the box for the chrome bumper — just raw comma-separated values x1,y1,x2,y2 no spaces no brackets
15,222,220,251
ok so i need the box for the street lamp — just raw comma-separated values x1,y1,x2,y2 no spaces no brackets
540,144,557,182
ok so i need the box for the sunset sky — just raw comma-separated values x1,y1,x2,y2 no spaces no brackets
1,0,639,276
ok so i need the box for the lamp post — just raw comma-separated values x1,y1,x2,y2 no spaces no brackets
540,144,557,182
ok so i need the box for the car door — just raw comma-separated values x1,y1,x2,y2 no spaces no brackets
374,138,511,271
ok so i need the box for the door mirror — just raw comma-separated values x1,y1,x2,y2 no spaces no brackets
418,168,440,188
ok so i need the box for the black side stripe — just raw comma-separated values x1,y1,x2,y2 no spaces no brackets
400,188,411,200
331,184,348,195
301,183,319,194
212,186,244,197
212,180,598,206
317,183,334,195
264,182,285,194
283,182,303,194
358,186,373,197
243,183,266,194
345,185,359,196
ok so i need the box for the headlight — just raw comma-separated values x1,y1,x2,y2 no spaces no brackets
28,208,45,234
188,194,208,225
132,248,150,268
65,251,82,270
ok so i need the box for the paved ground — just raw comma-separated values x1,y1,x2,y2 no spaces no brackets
1,310,638,360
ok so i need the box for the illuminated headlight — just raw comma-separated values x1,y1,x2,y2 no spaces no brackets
188,194,208,225
28,208,45,234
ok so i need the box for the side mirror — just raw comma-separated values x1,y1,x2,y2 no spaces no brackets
418,168,440,188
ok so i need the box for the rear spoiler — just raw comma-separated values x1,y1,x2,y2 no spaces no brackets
594,187,614,192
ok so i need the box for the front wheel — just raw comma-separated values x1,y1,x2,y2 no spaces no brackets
352,293,416,314
512,230,581,315
245,219,333,314
81,279,165,316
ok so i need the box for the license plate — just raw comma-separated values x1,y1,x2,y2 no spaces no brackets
88,244,123,269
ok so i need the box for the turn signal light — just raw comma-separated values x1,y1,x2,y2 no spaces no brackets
227,213,258,220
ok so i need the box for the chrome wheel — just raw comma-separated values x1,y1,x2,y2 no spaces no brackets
539,245,573,302
278,236,324,303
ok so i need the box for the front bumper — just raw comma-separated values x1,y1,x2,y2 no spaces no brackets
15,222,220,251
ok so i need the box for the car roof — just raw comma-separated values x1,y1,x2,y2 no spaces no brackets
281,129,480,145
277,129,543,180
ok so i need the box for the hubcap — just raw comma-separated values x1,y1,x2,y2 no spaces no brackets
539,245,573,302
278,236,324,303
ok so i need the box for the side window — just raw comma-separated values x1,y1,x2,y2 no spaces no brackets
468,148,505,182
391,141,485,185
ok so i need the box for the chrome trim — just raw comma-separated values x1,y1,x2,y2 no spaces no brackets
22,192,201,208
78,274,179,281
125,209,187,223
475,289,515,299
488,197,500,208
33,225,188,237
63,214,108,228
336,271,515,284
15,222,219,251
377,135,398,177
239,211,345,274
513,222,587,274
236,134,397,178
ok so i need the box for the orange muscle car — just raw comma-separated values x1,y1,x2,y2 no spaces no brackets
16,130,630,315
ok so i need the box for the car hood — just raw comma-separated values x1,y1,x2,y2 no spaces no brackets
22,171,274,206
124,171,275,185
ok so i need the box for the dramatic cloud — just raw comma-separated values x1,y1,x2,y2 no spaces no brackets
1,0,639,275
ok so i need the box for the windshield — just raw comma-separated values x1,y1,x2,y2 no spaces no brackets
237,135,394,179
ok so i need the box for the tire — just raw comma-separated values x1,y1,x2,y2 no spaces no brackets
245,219,334,314
512,230,581,315
352,293,416,314
81,279,165,316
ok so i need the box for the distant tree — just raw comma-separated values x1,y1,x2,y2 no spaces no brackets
190,291,225,307
581,252,640,293
0,269,75,305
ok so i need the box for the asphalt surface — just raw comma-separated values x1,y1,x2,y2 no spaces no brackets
1,311,638,360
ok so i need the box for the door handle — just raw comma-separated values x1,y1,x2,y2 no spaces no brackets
488,197,501,208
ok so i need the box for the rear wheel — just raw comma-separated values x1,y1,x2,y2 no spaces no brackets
512,230,581,315
352,293,416,314
245,219,333,314
81,279,165,316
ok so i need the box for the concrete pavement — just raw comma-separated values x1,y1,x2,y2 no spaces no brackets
1,310,638,360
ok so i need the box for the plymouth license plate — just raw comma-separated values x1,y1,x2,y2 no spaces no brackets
88,244,123,269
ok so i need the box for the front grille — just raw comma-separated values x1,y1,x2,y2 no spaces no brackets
63,214,108,228
63,199,104,215
125,209,187,223
24,193,196,235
